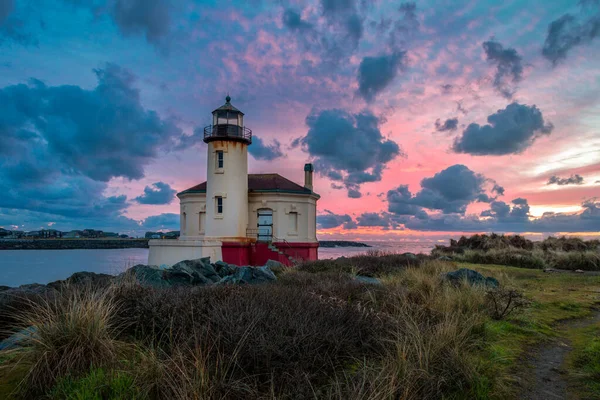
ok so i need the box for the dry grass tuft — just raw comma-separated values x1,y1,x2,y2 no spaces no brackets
16,286,124,394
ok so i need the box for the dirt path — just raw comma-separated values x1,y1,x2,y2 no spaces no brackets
520,311,600,400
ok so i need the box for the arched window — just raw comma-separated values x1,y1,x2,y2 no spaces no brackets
182,212,187,233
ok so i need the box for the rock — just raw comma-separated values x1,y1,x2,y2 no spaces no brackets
402,252,418,260
172,259,220,283
544,268,560,273
0,326,36,351
218,265,277,285
47,271,113,290
575,269,585,274
122,264,172,288
354,276,382,285
438,256,453,261
214,260,236,277
445,268,499,288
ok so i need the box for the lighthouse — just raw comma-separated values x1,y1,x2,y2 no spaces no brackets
203,95,250,240
148,96,320,267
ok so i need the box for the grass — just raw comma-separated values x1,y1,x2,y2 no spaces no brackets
1,255,599,399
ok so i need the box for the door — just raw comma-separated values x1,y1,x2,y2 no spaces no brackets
257,209,273,242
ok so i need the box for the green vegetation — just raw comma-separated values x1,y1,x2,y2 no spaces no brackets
1,253,599,399
434,234,600,270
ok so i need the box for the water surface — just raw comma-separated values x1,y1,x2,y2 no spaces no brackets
0,241,435,287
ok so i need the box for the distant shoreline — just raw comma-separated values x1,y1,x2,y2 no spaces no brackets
0,239,370,250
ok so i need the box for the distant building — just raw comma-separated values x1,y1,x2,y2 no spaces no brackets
63,230,82,238
149,97,319,267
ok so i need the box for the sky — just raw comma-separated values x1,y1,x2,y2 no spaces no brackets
0,0,599,240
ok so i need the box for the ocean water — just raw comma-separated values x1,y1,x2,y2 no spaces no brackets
0,241,436,287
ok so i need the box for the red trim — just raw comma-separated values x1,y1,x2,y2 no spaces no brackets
221,241,319,266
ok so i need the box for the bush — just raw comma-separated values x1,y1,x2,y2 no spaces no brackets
17,287,124,394
111,276,390,398
298,253,426,276
485,288,530,320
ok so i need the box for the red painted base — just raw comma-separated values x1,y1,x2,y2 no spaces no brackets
221,241,319,266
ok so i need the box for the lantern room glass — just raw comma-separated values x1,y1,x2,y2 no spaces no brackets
213,111,243,127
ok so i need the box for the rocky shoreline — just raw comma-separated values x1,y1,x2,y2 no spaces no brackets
319,240,371,248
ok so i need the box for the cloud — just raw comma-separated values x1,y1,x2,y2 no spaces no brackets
282,8,312,31
297,109,401,197
452,103,553,155
0,0,13,23
434,118,458,132
0,0,36,45
141,213,179,230
542,3,600,65
482,39,523,99
357,52,406,101
135,182,176,204
317,210,356,229
492,184,505,196
249,136,284,161
387,164,495,216
0,63,188,226
547,174,585,185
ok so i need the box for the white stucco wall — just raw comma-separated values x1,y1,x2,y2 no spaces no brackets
204,140,249,239
179,193,206,239
148,239,222,266
248,193,318,243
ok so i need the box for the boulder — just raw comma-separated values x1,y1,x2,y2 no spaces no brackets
218,265,277,285
122,264,172,288
438,256,453,261
214,260,236,277
47,271,113,290
402,252,418,260
171,259,220,284
0,326,36,351
445,268,499,288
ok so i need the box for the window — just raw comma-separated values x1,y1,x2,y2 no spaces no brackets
216,197,223,214
182,212,187,233
289,212,298,233
216,151,224,169
198,212,205,233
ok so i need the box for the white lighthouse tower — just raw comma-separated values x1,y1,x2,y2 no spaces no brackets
203,96,251,240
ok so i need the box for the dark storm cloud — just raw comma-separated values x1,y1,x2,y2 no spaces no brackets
0,0,35,45
453,103,553,155
317,210,357,229
249,136,284,161
387,165,495,216
357,52,406,101
542,2,600,65
298,109,401,198
0,0,13,23
492,184,505,196
434,118,458,132
547,174,585,185
0,64,183,182
135,182,176,205
282,8,312,31
111,0,171,46
0,64,189,224
482,39,523,99
355,212,401,229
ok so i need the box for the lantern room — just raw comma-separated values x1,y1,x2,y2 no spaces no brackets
204,95,252,144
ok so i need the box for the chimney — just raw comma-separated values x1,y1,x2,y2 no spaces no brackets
304,163,314,191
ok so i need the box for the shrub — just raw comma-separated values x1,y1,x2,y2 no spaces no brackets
298,253,426,276
17,287,124,394
485,288,530,320
112,277,391,397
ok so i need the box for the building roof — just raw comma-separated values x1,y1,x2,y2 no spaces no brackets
178,174,318,197
212,96,243,115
